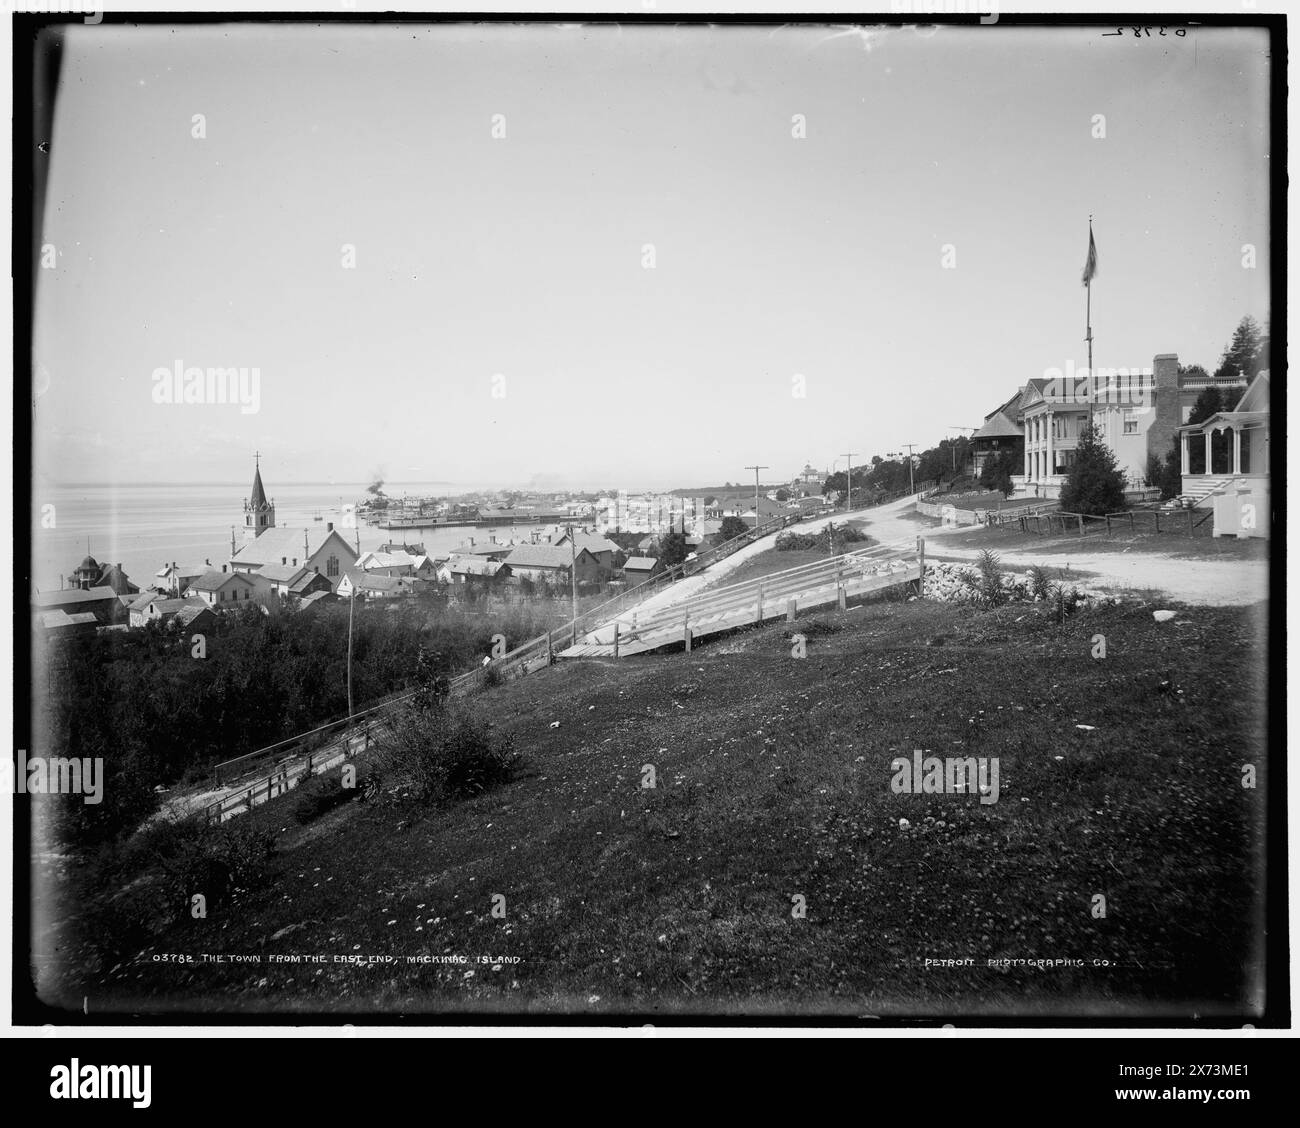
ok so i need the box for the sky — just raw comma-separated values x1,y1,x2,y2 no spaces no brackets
30,20,1272,492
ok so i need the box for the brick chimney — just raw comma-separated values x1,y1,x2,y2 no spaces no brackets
1144,353,1182,471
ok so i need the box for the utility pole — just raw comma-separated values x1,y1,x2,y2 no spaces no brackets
948,427,977,478
839,452,858,512
565,521,578,640
899,444,918,494
744,465,769,530
346,585,355,724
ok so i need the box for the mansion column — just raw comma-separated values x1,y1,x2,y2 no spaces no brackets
1232,428,1242,474
1204,431,1213,475
1044,412,1054,480
1181,432,1190,476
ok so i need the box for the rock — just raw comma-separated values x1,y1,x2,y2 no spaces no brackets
1153,610,1176,622
898,818,911,830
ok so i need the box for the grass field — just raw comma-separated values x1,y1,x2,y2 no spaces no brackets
50,595,1268,1019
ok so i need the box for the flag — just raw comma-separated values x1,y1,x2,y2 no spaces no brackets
1081,225,1098,286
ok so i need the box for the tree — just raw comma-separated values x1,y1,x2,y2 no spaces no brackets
979,450,1015,498
775,488,791,502
1059,424,1127,516
657,527,688,568
1214,315,1266,383
716,516,749,545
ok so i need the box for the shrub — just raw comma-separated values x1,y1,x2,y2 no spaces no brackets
292,776,356,824
1027,565,1054,602
775,526,870,552
975,549,1008,608
156,818,277,914
378,704,522,804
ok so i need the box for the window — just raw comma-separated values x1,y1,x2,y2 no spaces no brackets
1123,413,1139,435
327,555,339,577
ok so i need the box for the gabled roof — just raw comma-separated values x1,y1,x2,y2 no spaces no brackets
146,597,201,615
256,563,309,584
230,526,355,568
449,558,507,577
354,573,406,593
624,556,660,570
189,571,255,593
289,570,328,593
175,604,215,627
553,529,620,555
1237,370,1270,413
32,586,119,608
503,544,594,569
972,410,1023,441
298,590,338,608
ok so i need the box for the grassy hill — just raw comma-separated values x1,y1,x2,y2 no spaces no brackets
51,595,1267,1019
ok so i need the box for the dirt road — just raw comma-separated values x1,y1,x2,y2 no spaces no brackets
861,507,1268,606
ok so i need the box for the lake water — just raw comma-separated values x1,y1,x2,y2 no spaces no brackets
28,481,569,594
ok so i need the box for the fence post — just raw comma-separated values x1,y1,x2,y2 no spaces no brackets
546,631,553,664
757,582,764,623
613,621,619,659
1154,511,1160,533
1077,515,1084,537
837,561,846,609
1128,512,1135,532
786,598,796,622
684,616,692,653
1105,515,1111,535
917,536,926,597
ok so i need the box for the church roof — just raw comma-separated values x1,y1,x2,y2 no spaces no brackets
231,526,352,568
77,555,99,571
248,462,271,511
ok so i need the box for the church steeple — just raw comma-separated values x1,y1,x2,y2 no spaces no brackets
243,452,276,542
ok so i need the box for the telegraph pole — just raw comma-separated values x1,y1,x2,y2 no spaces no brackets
839,452,858,512
565,522,578,638
900,444,919,494
346,585,355,724
744,465,769,529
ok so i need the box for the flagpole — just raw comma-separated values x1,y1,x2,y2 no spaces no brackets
1085,216,1094,375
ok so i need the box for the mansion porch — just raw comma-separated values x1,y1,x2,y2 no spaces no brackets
1174,372,1270,539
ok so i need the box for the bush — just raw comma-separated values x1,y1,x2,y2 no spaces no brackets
156,818,277,913
292,776,356,824
378,704,522,804
775,526,870,552
1026,565,1054,602
975,549,1008,608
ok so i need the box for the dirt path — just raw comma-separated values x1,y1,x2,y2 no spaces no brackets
860,507,1268,606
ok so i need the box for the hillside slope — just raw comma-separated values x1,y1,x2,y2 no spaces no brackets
59,596,1267,1019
